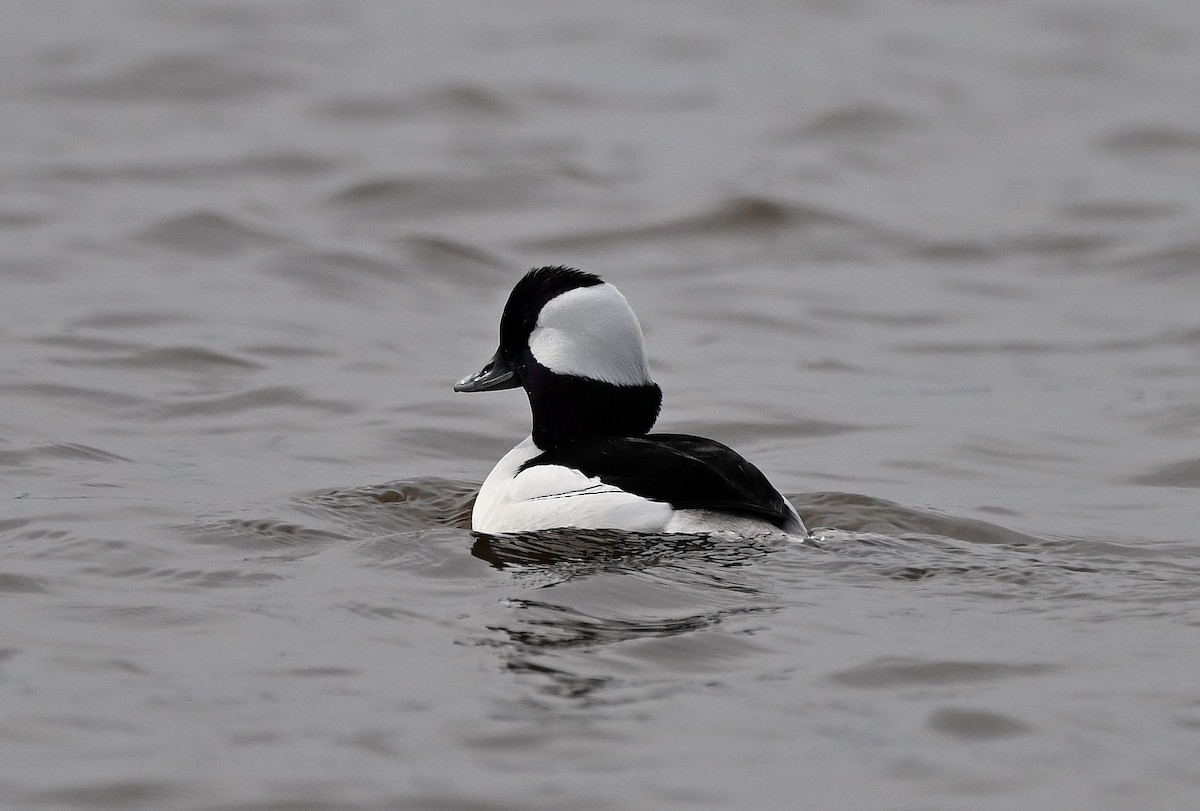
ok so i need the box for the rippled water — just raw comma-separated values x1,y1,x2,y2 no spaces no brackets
4,2,1200,808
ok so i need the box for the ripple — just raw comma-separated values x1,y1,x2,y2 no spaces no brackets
927,707,1034,739
46,151,339,183
908,240,999,263
52,346,262,371
523,195,896,258
31,780,181,809
327,172,582,220
788,103,920,142
1109,240,1200,279
1060,200,1182,222
0,383,146,410
314,82,519,122
150,386,353,420
1098,125,1200,156
830,657,1053,688
134,211,286,256
1130,458,1200,488
0,572,49,594
397,235,509,281
186,517,352,554
262,249,406,298
303,478,477,532
532,196,862,245
796,492,1040,546
42,53,294,102
0,443,132,467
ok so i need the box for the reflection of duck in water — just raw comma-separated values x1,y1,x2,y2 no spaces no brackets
456,266,806,538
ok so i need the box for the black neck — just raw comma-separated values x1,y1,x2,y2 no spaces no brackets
522,362,661,449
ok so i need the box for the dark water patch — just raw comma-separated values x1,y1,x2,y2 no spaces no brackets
233,151,340,177
0,208,45,228
522,82,712,112
1130,458,1200,488
927,707,1034,739
1108,240,1200,278
383,795,543,811
41,53,294,102
240,343,333,360
272,666,360,678
29,779,183,810
52,346,262,372
788,103,920,142
134,211,286,256
0,383,146,410
1061,200,1182,222
1141,403,1200,438
0,518,31,535
894,338,1063,355
0,443,132,467
1,257,59,282
809,306,950,327
315,82,519,122
523,196,889,251
47,151,339,183
263,250,405,298
621,628,773,674
327,172,583,220
831,657,1054,689
71,311,195,331
397,235,510,281
33,334,143,353
908,240,999,263
0,572,49,594
799,357,867,373
150,386,353,420
163,0,346,28
1098,125,1200,157
1007,231,1114,257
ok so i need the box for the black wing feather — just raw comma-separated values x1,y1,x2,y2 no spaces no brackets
521,433,793,527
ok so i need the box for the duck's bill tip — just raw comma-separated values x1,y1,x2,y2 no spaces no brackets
454,352,520,393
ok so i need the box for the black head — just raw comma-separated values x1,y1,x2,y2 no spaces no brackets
454,266,603,393
454,265,662,448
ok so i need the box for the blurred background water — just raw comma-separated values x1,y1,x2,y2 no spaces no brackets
3,1,1200,809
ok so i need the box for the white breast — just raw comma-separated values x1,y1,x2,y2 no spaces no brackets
471,436,673,534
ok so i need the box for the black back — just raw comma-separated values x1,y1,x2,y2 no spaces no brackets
520,433,795,527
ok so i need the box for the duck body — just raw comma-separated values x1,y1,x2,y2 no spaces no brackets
456,266,806,538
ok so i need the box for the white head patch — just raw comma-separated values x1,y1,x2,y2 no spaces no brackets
527,283,653,385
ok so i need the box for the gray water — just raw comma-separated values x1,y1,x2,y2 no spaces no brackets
3,2,1200,809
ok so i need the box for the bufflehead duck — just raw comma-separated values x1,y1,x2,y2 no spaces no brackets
455,266,806,538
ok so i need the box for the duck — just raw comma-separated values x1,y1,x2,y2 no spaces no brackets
455,266,806,538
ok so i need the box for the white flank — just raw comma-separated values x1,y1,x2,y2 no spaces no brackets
472,437,672,533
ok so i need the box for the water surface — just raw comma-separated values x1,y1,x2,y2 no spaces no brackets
3,2,1200,809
